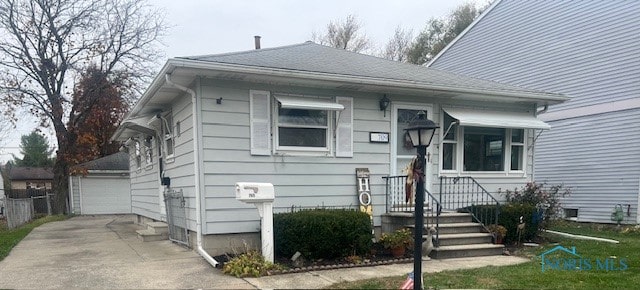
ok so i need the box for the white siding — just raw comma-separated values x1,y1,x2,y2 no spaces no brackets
535,109,640,224
70,176,80,214
129,139,162,220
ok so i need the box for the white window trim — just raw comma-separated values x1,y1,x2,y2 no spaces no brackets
272,94,336,156
162,111,175,163
144,136,154,169
507,128,526,174
439,111,529,177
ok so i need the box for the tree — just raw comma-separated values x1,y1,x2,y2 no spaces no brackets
0,0,166,213
13,131,54,167
67,66,128,167
407,2,485,64
380,26,413,62
312,14,371,53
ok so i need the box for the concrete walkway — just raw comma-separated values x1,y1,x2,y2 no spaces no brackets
0,215,250,289
0,215,530,289
246,255,529,289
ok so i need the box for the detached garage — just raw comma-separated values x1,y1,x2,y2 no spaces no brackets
69,152,131,215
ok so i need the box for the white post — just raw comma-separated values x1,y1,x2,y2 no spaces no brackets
257,202,274,263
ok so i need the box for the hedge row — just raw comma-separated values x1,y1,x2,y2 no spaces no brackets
274,209,372,259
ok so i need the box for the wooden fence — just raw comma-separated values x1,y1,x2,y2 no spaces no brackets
6,198,34,229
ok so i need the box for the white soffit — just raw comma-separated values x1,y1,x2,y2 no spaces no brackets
443,107,551,130
275,95,344,111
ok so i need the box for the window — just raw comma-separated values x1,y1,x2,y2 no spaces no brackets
144,136,153,166
441,113,458,170
441,111,527,173
464,127,505,171
276,107,329,150
134,141,142,169
162,113,174,157
249,90,353,157
511,129,524,171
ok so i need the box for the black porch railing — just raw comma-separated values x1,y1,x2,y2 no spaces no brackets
382,175,442,234
383,175,501,243
439,176,500,234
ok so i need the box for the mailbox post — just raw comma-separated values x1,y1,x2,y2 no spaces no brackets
235,182,275,263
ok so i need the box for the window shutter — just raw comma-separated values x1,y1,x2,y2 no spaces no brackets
335,96,353,157
250,90,271,155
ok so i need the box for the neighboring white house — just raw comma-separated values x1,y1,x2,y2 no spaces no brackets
111,41,567,262
429,0,640,224
69,152,131,215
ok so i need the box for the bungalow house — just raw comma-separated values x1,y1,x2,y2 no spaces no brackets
428,0,640,224
112,40,567,264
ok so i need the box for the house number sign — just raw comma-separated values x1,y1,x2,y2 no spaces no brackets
369,132,389,143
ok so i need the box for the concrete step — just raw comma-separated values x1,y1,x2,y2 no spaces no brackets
146,222,169,235
433,232,494,246
136,229,168,242
408,222,484,235
386,212,473,224
431,243,504,259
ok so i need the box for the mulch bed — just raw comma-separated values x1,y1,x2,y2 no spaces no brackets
214,244,416,275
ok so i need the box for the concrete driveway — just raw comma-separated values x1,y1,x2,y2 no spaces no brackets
0,215,252,289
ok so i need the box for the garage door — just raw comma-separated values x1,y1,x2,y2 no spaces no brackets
81,177,131,214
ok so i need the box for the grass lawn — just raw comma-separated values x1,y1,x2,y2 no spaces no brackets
0,215,67,261
329,222,640,289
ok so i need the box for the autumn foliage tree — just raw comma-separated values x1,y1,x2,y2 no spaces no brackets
66,67,128,168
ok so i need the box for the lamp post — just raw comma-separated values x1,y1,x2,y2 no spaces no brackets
404,111,438,290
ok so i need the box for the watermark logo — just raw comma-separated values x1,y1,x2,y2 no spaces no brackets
539,245,628,272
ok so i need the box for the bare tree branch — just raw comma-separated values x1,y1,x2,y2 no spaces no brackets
312,14,371,53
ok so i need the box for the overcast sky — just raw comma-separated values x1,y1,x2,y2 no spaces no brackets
1,0,477,163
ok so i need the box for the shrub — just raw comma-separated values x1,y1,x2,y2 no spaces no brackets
501,182,570,228
222,251,283,277
379,228,413,249
274,209,372,259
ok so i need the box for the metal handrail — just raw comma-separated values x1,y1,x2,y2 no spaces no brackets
383,175,442,245
439,176,501,240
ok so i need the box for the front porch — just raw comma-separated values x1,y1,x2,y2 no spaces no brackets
381,175,503,258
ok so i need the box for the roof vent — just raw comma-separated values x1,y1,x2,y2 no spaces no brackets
254,36,261,49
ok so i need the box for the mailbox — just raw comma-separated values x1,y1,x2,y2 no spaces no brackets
235,182,275,202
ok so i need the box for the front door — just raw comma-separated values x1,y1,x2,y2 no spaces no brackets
391,104,434,189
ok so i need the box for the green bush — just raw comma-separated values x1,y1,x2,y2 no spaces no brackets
222,250,284,277
274,209,372,259
460,203,540,244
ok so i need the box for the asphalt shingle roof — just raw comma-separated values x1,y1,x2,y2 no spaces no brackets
179,41,556,96
76,152,129,171
9,167,54,181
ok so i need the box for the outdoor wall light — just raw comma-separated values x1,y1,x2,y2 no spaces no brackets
379,95,390,117
403,110,438,290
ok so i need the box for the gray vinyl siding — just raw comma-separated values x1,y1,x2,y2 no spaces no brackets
199,80,390,234
430,0,640,113
199,79,538,234
129,133,162,221
535,109,640,224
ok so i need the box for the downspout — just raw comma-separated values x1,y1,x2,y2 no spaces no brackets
165,74,218,267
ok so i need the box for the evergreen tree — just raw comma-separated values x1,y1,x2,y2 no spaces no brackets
13,131,54,167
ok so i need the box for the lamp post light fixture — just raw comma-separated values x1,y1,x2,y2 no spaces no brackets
404,111,438,290
379,94,390,117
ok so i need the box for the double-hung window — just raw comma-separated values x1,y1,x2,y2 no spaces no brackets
162,113,174,158
249,91,352,157
276,106,330,151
